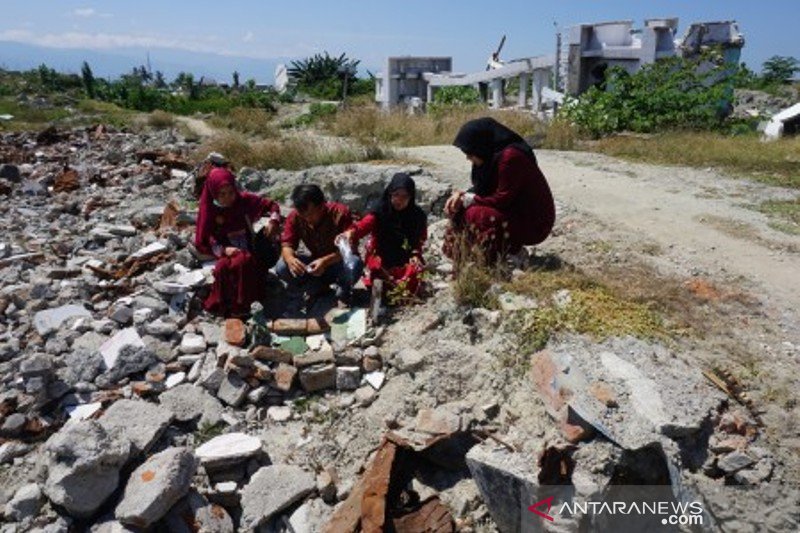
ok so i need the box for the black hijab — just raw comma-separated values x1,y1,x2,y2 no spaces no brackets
371,173,427,268
453,117,536,196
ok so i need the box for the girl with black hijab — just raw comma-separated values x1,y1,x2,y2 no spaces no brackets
340,173,428,299
445,117,555,261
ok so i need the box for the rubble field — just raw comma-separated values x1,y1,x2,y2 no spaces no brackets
0,124,798,532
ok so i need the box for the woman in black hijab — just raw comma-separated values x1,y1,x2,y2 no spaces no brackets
445,117,555,262
340,173,428,299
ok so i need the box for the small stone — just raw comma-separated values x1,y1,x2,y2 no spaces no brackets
298,364,336,393
6,483,43,521
163,490,233,533
165,372,186,388
267,406,292,422
131,242,168,260
99,328,145,370
0,441,32,464
250,345,293,364
195,433,262,469
274,363,297,392
336,366,361,391
1,413,27,437
179,333,206,355
65,402,103,420
34,304,92,337
362,354,382,373
294,342,335,368
217,373,249,407
316,469,337,504
224,319,246,347
733,459,773,485
145,319,178,338
718,451,755,474
364,371,385,390
109,304,134,324
355,385,376,406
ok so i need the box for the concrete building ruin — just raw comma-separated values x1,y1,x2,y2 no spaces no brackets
375,18,744,112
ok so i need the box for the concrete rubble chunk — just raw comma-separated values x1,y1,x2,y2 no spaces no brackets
163,490,234,533
195,432,262,468
530,338,724,450
267,405,292,422
274,363,298,392
251,345,293,364
217,372,249,407
336,366,361,391
240,465,315,530
299,363,337,392
159,383,223,427
718,451,755,474
34,304,92,336
42,420,131,518
179,332,206,355
99,399,174,456
415,407,462,435
293,341,335,368
131,242,168,260
99,327,145,370
115,447,197,528
6,483,44,521
0,441,33,464
98,345,157,385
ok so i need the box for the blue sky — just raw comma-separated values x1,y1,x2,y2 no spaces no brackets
0,1,797,81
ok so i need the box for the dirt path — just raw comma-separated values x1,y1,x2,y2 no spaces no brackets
402,145,800,318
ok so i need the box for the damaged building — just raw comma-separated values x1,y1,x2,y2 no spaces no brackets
376,18,745,112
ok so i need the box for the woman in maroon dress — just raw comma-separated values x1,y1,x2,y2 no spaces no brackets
340,173,428,299
444,117,555,262
194,168,281,316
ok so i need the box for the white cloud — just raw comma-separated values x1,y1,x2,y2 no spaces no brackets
242,31,254,43
74,8,96,17
0,28,309,59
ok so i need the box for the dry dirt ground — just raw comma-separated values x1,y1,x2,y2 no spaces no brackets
402,144,800,478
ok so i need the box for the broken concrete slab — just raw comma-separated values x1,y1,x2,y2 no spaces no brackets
217,372,249,407
240,465,315,530
42,420,131,518
34,304,92,336
6,483,44,522
195,433,262,469
158,383,223,427
98,399,174,456
163,490,234,533
98,327,145,370
531,337,724,450
179,333,206,354
115,447,198,528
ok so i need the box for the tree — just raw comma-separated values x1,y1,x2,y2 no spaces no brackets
153,70,167,89
232,71,240,89
288,52,360,98
81,61,95,98
762,56,799,84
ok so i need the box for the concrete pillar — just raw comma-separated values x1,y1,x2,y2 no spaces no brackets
426,83,434,105
490,78,504,109
531,69,549,111
518,73,530,109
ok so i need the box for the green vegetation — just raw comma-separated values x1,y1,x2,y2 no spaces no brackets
287,52,373,100
592,132,800,189
506,268,667,352
428,86,482,116
755,197,800,235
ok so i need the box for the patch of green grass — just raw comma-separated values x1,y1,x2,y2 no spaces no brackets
194,421,224,445
507,269,667,352
147,109,176,129
210,106,279,138
591,132,800,189
755,197,800,235
0,96,72,130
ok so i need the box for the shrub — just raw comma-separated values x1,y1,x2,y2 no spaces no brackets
562,53,736,137
147,110,176,129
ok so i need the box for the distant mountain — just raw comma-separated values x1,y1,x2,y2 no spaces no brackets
0,41,286,85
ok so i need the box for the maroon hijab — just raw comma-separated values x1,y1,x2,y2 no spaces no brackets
194,168,266,250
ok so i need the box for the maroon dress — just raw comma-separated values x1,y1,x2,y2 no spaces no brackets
195,168,281,316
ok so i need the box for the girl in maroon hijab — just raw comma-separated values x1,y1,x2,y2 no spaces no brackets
444,117,555,262
195,168,281,316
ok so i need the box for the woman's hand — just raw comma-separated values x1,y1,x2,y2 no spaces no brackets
444,191,464,217
223,247,241,257
409,256,422,268
263,220,280,239
286,255,307,277
307,258,327,277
